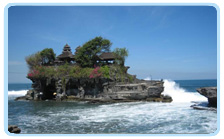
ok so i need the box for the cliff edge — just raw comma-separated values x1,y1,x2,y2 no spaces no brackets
196,87,217,107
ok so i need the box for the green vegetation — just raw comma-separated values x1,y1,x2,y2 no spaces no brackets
113,47,129,66
26,37,132,83
40,48,56,65
69,65,93,78
99,65,110,78
109,65,128,82
127,74,134,83
26,48,56,69
74,36,112,67
25,52,42,69
27,65,130,82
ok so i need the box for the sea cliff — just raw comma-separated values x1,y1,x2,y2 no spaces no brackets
16,77,172,103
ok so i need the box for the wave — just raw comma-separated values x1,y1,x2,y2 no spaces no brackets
8,90,28,96
162,79,207,103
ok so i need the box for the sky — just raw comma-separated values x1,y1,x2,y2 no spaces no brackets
8,6,217,83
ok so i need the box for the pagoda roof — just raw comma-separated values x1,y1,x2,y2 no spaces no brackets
98,52,115,60
57,52,74,59
57,44,74,60
64,44,70,48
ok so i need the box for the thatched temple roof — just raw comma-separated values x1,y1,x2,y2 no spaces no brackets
57,44,74,59
98,52,115,61
55,44,75,63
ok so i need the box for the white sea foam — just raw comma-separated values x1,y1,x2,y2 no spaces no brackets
162,79,207,103
15,101,216,134
8,90,28,96
144,76,151,80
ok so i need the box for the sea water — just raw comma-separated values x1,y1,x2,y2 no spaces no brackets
8,79,217,134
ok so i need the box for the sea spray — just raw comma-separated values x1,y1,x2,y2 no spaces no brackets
162,80,207,103
8,90,28,96
8,90,28,100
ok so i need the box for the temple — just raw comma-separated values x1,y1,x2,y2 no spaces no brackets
97,52,115,64
54,44,116,65
54,44,75,64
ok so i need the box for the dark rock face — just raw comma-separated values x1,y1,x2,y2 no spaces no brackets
16,77,172,103
196,87,217,107
8,125,21,133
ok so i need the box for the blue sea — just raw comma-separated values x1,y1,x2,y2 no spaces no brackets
8,79,217,134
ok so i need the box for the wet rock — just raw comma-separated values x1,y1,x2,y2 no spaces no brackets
15,90,34,101
193,106,216,111
14,96,27,101
196,87,217,107
25,90,34,100
161,95,173,102
8,125,21,133
145,95,172,103
190,101,217,111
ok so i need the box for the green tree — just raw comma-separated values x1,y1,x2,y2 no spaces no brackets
25,52,42,69
113,47,129,66
74,36,112,67
40,48,56,65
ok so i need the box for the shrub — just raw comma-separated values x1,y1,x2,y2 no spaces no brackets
99,65,110,78
69,66,92,78
113,47,129,66
27,69,39,78
55,63,71,77
89,66,102,78
128,75,134,83
27,63,131,81
40,48,56,65
79,67,93,78
25,52,42,69
26,48,56,70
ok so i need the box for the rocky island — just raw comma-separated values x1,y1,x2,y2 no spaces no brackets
16,37,172,103
196,87,217,107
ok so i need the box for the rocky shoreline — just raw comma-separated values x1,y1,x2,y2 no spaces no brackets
196,87,217,107
15,78,173,103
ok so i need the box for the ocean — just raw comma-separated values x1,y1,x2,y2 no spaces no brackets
8,79,217,134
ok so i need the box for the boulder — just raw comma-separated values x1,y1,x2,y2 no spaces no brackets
161,95,173,102
25,90,34,100
196,87,217,107
8,125,21,133
14,96,27,101
15,90,34,101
